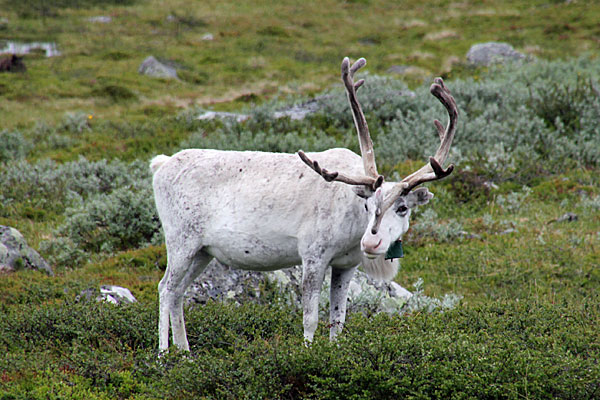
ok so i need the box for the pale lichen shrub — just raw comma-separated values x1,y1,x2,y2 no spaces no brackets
34,159,163,267
581,194,600,210
183,123,341,154
60,111,92,134
42,185,162,266
0,130,32,161
403,278,462,314
318,276,461,317
412,208,464,242
495,186,532,214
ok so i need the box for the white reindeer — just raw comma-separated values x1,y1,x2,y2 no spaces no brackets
151,57,458,351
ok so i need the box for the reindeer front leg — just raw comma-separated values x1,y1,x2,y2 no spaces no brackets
329,266,356,340
301,256,328,342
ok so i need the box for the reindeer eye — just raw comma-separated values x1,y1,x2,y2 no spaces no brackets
396,205,408,215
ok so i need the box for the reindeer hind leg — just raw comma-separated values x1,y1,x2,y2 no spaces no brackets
159,245,212,352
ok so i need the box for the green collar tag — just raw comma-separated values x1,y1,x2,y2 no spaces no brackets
385,240,404,260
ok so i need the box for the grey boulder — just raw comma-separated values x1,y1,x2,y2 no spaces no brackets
466,42,526,66
0,225,53,275
138,56,178,79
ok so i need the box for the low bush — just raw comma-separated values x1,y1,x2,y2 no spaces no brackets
1,299,597,399
92,85,138,103
3,57,599,269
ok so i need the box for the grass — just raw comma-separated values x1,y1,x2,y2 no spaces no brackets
1,0,599,130
1,0,600,398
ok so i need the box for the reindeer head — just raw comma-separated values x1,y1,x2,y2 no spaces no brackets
299,57,458,259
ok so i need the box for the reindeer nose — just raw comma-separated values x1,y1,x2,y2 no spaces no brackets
361,234,382,256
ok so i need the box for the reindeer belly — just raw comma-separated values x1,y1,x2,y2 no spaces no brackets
203,232,301,271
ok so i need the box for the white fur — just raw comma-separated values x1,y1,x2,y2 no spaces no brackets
150,155,170,174
360,255,399,281
152,148,431,351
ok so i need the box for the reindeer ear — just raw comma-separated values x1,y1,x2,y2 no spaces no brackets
406,187,434,208
374,187,384,208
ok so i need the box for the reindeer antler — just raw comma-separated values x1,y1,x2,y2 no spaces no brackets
298,150,384,191
377,77,458,218
298,57,384,190
298,59,458,221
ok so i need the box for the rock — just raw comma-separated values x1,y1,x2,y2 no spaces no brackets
184,259,412,315
0,41,60,58
87,16,112,23
76,285,137,305
0,225,52,275
196,97,327,123
197,111,250,123
459,231,482,240
424,30,459,41
138,56,178,79
75,288,98,303
466,42,526,66
388,281,413,299
386,65,430,77
272,97,326,120
387,65,411,74
99,285,137,304
184,260,265,305
556,212,578,223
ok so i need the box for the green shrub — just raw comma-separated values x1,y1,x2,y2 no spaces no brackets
59,112,92,134
92,85,138,103
145,301,600,400
1,297,598,399
0,156,160,265
528,75,595,135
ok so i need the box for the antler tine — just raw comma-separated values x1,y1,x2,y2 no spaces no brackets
298,151,383,190
378,78,458,216
296,57,384,191
429,77,458,166
399,78,457,193
341,57,379,179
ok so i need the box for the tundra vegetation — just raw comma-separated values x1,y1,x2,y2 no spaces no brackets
1,0,599,398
